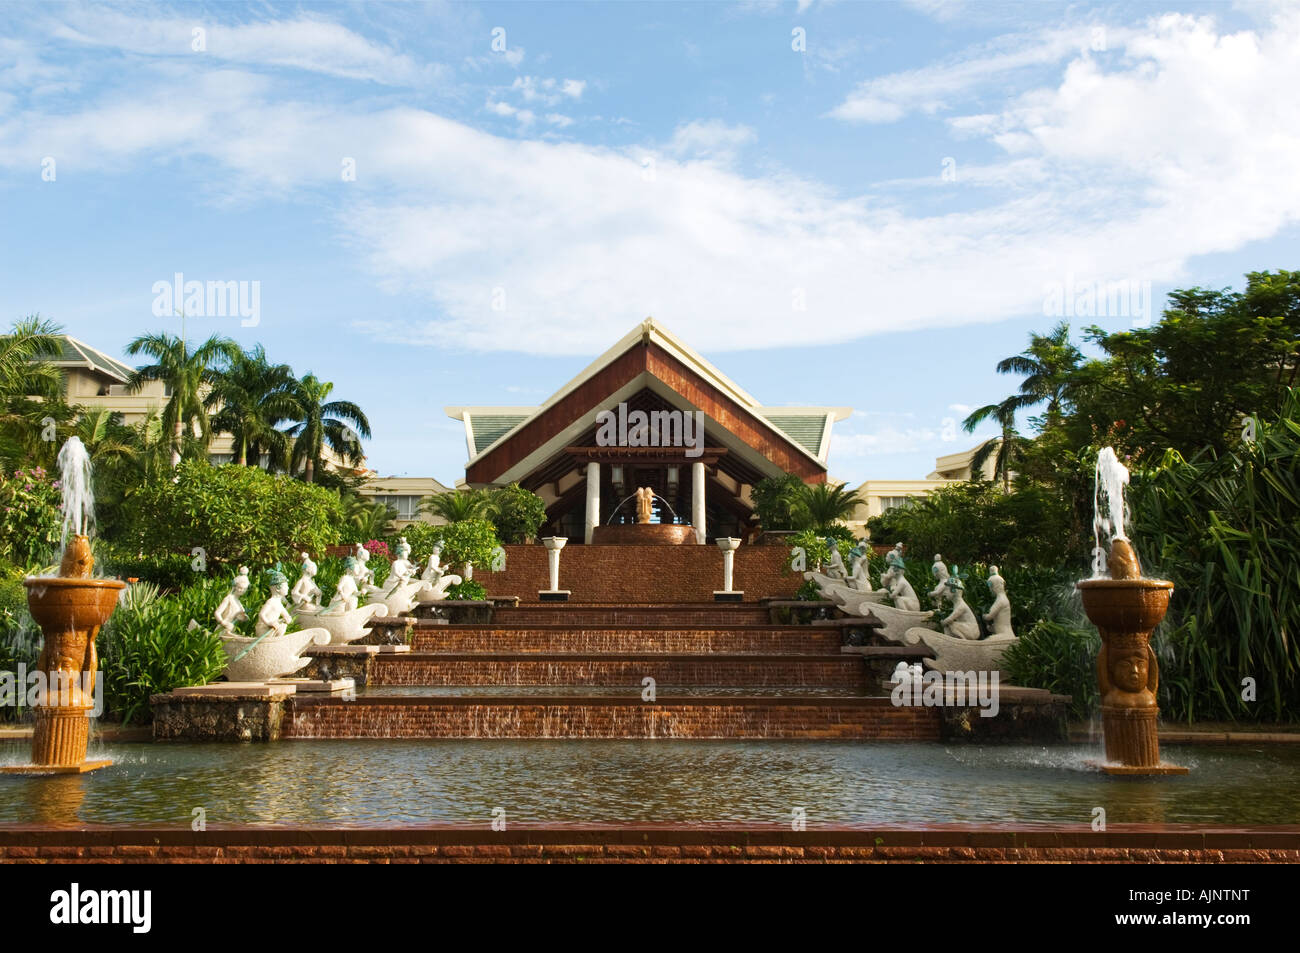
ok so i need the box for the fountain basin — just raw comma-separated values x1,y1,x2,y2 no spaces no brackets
295,603,389,646
1075,577,1173,631
592,524,695,545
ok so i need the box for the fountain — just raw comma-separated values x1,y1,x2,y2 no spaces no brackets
1076,448,1187,776
591,486,696,544
1,437,124,775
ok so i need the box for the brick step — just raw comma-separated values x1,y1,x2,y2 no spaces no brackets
494,604,772,626
410,626,843,655
369,653,867,689
285,695,941,740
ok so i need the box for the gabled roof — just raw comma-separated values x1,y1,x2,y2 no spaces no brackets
447,318,850,483
51,336,136,383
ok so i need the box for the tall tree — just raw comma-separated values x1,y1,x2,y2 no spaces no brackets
125,332,239,467
421,489,490,523
961,398,1021,492
0,316,67,465
993,320,1084,428
283,373,371,483
795,482,863,532
205,345,296,468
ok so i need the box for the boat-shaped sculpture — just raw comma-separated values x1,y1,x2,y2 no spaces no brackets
220,627,331,682
294,601,390,645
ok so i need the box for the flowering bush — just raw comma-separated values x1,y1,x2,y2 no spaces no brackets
363,539,390,559
0,466,61,568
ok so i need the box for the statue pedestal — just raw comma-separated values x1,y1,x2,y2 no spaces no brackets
539,590,571,602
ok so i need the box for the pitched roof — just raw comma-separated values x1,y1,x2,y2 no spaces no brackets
51,336,136,383
447,318,850,481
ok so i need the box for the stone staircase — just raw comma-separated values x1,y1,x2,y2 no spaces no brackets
286,602,942,740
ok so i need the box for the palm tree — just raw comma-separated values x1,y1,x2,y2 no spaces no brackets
205,345,296,468
0,316,67,464
283,373,371,483
343,495,396,540
795,482,863,532
421,489,490,523
992,321,1083,428
961,398,1021,491
72,407,138,466
125,332,240,467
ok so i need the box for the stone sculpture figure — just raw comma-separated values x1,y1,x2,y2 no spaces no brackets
824,538,847,579
927,555,950,607
214,567,251,635
636,487,654,524
1097,636,1159,711
354,543,376,589
847,544,874,591
329,557,362,613
291,552,323,609
421,544,448,585
939,574,980,641
255,569,296,639
983,567,1015,638
383,537,415,595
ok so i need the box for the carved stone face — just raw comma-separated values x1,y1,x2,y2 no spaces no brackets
1111,649,1149,693
232,579,249,596
272,581,289,598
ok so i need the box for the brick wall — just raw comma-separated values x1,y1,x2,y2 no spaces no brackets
410,626,843,654
482,544,800,603
284,696,937,740
3,826,1295,863
369,655,868,689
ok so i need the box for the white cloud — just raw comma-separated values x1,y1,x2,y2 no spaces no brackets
3,10,1299,358
510,75,586,105
667,120,756,162
46,9,441,86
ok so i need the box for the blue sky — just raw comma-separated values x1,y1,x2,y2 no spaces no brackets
1,0,1297,486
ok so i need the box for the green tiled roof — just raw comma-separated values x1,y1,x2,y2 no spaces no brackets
469,414,531,455
762,414,829,456
53,337,136,382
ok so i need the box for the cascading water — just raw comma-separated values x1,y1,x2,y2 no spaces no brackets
1091,447,1130,577
56,436,96,548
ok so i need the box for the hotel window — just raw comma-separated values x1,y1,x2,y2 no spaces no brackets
879,496,913,512
372,495,421,520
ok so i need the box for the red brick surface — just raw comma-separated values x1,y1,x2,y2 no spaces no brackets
369,654,867,688
410,624,842,654
482,544,799,604
284,696,937,739
3,825,1297,864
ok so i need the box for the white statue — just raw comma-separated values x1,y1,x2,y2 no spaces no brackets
329,557,362,612
939,575,981,641
416,542,462,602
255,570,296,639
823,538,847,580
382,537,415,595
291,551,323,609
983,567,1015,638
214,567,251,635
421,543,448,585
847,544,873,591
890,661,924,689
354,543,376,590
927,555,950,607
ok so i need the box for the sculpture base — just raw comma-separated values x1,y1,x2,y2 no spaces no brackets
539,590,571,602
0,759,112,776
713,591,744,602
591,524,696,545
1091,761,1190,776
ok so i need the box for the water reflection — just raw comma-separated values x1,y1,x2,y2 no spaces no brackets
1,739,1297,826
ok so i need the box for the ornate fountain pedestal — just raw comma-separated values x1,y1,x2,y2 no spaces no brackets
1,536,123,776
1076,539,1188,776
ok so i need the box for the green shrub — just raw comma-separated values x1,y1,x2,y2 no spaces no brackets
98,579,229,724
96,543,196,590
446,579,487,601
488,483,547,543
1001,620,1100,721
794,578,822,601
0,466,61,568
752,474,805,531
396,523,444,564
112,461,344,571
439,518,500,574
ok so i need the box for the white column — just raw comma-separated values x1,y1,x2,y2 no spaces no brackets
692,460,706,544
584,461,600,544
